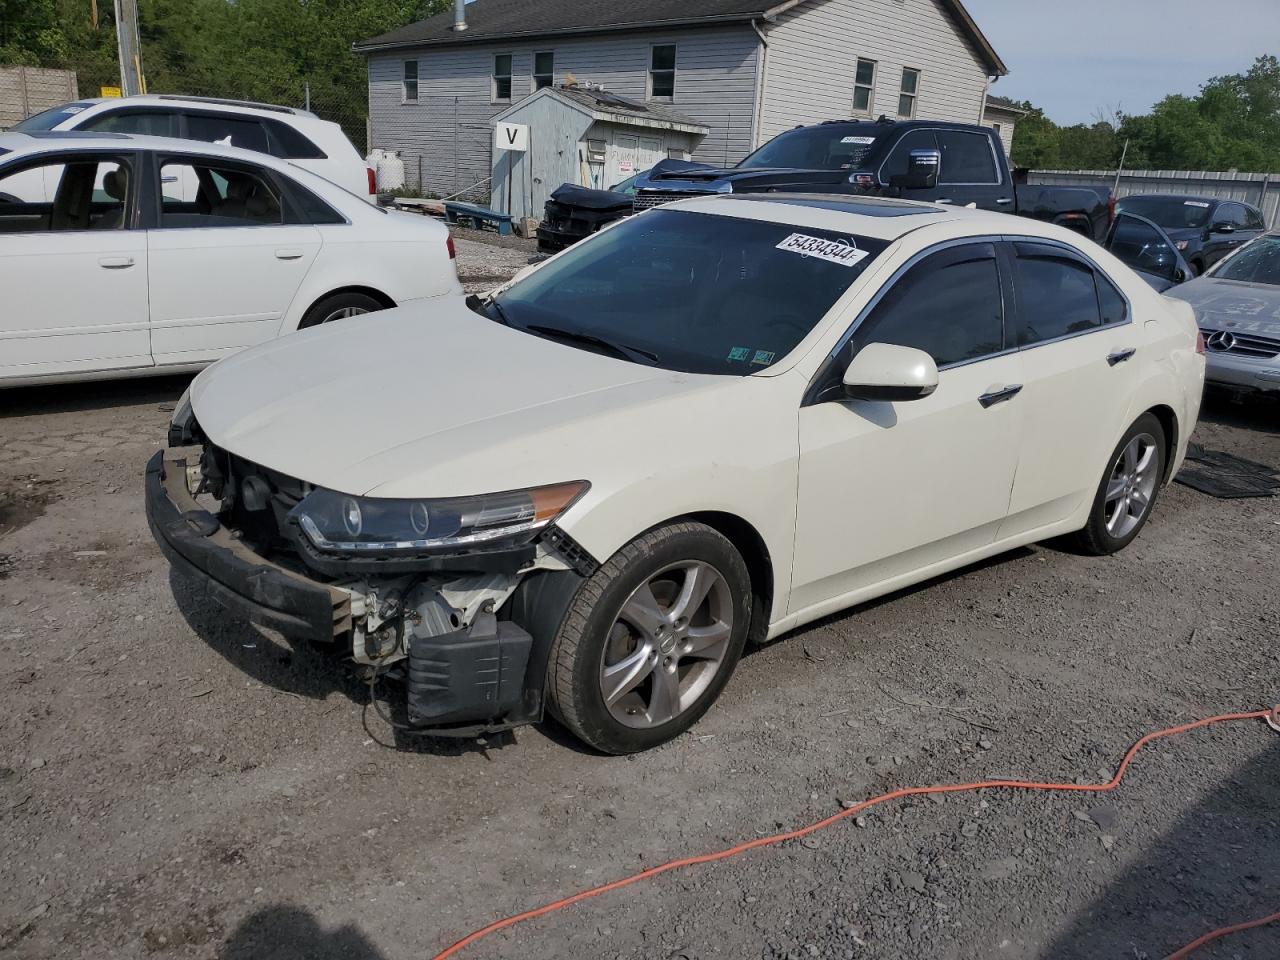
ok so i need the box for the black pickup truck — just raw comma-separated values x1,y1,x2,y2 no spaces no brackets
631,118,1113,241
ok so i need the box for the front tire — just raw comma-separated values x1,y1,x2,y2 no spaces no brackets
298,291,385,329
547,522,752,755
1071,413,1167,556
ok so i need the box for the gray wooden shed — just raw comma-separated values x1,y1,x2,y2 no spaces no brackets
490,84,707,221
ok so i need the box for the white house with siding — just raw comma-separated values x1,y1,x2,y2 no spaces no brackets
356,0,1008,201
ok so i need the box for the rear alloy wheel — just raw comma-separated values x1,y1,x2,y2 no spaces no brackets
299,291,384,329
1072,413,1167,555
548,523,752,754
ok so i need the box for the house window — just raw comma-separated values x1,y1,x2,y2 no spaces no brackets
402,60,418,103
853,58,876,115
649,44,676,100
898,67,920,118
533,51,554,90
493,54,513,102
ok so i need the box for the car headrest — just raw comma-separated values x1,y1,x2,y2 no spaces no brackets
103,169,126,201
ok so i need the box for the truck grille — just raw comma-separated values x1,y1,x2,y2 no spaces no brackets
633,190,712,211
1201,328,1280,359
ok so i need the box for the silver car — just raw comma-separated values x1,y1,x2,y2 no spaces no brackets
1167,233,1280,396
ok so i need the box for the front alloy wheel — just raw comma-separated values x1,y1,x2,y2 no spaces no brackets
601,561,735,729
548,522,752,754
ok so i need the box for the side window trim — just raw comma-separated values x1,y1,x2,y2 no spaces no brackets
876,128,1004,187
1002,235,1133,352
803,235,1011,406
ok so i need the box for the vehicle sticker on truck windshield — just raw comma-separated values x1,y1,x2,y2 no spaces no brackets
727,346,751,362
751,350,776,366
776,233,869,267
841,136,876,145
1184,201,1211,208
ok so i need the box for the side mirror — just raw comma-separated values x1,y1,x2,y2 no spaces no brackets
842,343,939,402
899,149,941,190
1173,266,1188,284
1212,221,1235,234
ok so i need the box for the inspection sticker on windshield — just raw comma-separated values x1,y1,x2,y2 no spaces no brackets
776,233,868,267
841,136,876,144
727,346,751,362
1184,200,1211,208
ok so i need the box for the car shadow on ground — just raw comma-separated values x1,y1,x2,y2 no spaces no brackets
1041,740,1280,958
751,546,1036,654
1199,388,1280,438
0,373,194,419
219,905,386,960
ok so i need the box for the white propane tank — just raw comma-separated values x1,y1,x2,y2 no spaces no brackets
377,151,406,191
366,148,385,170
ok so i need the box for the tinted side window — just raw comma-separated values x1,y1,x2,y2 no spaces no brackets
1014,247,1101,345
288,181,344,224
1107,214,1179,282
82,109,179,137
1246,206,1266,230
265,119,326,160
857,244,1004,367
184,113,269,153
1096,273,1127,326
936,130,998,184
880,129,938,183
1227,203,1251,228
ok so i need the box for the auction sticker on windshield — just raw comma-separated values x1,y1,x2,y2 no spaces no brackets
841,136,876,145
776,233,869,267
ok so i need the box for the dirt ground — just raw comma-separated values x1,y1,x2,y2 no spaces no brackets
1,234,1278,960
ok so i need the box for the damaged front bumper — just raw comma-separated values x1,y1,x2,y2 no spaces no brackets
145,450,590,736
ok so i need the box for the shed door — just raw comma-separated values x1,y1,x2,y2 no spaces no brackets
610,135,638,191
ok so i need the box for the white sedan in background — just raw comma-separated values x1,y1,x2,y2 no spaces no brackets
149,195,1205,755
0,132,460,387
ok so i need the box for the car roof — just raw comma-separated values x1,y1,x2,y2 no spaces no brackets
45,94,320,120
0,130,293,169
663,192,1065,243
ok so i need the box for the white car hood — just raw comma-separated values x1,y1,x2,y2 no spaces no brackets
189,297,723,497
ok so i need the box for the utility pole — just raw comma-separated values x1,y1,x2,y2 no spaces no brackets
91,0,99,30
114,0,145,96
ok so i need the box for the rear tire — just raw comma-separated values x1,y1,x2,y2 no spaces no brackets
298,291,385,329
547,522,752,755
1071,413,1167,556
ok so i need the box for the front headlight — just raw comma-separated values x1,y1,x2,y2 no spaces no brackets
289,481,589,555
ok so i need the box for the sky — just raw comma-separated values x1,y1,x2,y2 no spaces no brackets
963,0,1280,124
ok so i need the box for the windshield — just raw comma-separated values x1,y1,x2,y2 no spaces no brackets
739,126,882,171
1115,196,1213,230
12,102,94,132
490,209,887,375
1212,235,1280,285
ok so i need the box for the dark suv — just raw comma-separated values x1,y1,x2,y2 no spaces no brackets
1114,195,1266,275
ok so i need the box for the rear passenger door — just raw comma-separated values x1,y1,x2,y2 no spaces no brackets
145,154,321,366
999,241,1139,538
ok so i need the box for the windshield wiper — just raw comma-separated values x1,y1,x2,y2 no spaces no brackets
466,293,513,327
524,324,660,365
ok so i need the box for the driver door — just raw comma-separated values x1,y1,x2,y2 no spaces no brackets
791,242,1025,614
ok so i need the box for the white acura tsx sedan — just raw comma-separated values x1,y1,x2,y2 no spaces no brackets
148,194,1205,754
0,132,459,387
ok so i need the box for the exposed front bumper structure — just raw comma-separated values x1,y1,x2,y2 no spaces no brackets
146,451,352,644
146,449,587,735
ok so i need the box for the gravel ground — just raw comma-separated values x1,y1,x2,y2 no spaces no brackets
1,235,1277,960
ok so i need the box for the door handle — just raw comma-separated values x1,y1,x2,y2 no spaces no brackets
995,197,1014,205
275,248,304,261
978,384,1023,408
99,256,135,269
1107,348,1136,366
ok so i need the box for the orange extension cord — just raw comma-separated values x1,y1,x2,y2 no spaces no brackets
430,707,1280,960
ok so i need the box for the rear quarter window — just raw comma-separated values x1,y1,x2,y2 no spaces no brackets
265,119,327,160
